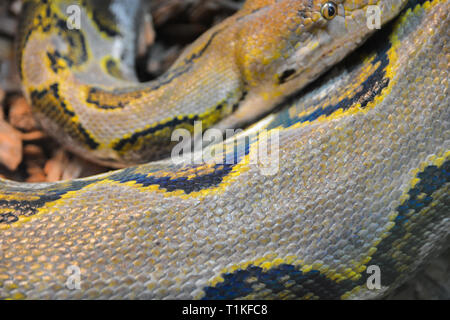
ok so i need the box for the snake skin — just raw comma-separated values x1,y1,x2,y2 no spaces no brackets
17,0,406,166
0,0,449,299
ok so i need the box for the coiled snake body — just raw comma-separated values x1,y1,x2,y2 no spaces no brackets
0,0,449,299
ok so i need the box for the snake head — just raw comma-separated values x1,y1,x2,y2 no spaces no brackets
230,0,408,124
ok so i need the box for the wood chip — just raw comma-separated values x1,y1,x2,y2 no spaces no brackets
25,164,46,182
44,149,69,182
0,119,22,170
0,86,5,105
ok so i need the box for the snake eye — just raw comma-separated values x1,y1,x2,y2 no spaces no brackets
321,1,338,20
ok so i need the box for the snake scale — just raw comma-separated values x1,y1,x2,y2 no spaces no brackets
0,0,448,299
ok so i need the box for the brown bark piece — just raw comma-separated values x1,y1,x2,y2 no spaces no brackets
0,120,22,170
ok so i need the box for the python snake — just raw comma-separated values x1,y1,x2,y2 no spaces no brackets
0,0,449,299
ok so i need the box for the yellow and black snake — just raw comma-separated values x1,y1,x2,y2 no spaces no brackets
0,0,449,299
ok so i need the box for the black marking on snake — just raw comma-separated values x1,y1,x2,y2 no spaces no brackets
46,46,85,72
49,83,63,101
110,164,235,194
297,10,308,19
112,92,245,149
236,5,271,22
202,159,450,299
42,24,50,33
62,27,89,66
86,29,222,97
77,123,100,149
86,88,124,110
113,115,199,152
111,88,246,153
106,58,117,71
16,1,42,79
43,15,90,67
0,180,100,225
55,18,67,31
409,0,429,7
45,4,51,18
